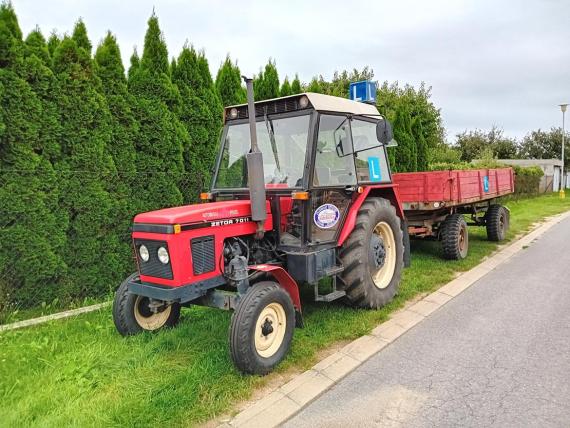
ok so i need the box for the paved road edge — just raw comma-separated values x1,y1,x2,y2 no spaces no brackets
220,210,570,428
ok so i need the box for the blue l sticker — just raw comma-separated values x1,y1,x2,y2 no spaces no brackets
368,157,382,182
483,176,489,192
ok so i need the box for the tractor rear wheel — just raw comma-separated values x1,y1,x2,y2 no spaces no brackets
440,214,469,260
486,204,509,241
339,197,404,309
113,273,181,336
229,281,295,375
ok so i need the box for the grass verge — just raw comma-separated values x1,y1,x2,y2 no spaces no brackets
1,192,569,427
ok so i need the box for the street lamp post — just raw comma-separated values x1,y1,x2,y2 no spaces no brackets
559,104,568,198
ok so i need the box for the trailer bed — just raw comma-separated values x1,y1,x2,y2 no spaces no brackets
393,168,514,211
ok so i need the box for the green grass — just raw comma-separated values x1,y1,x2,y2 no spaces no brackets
2,192,569,427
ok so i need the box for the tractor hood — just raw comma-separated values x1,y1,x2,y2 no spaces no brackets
133,200,269,225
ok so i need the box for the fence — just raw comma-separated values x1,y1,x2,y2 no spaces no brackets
0,169,204,321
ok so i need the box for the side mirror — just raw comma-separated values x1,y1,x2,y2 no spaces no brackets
376,119,393,144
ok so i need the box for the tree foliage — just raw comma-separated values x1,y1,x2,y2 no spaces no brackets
254,58,279,100
0,4,66,306
52,34,122,297
215,55,245,106
518,127,569,166
291,74,301,94
128,14,185,211
172,46,221,199
454,126,519,162
279,76,292,96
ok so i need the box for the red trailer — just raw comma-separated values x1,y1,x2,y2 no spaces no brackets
393,168,514,259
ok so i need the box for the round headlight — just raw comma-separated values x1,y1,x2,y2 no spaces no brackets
139,245,149,262
299,95,309,108
157,246,169,264
229,107,238,119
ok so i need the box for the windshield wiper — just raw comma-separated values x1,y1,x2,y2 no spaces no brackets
264,110,281,171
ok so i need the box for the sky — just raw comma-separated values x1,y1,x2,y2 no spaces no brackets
12,0,570,142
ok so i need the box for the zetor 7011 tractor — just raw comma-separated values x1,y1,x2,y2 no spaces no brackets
113,78,410,375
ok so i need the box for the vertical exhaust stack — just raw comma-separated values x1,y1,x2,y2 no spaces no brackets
243,76,266,239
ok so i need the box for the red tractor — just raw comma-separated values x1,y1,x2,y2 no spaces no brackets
113,78,409,374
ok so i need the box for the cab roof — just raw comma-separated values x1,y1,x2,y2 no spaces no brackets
225,92,381,119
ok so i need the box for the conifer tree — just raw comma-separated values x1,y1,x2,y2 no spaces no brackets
280,76,292,96
127,48,139,81
392,104,417,172
24,27,50,64
128,14,185,210
253,68,264,99
172,46,222,199
46,31,59,59
52,35,121,297
254,59,279,100
94,32,139,275
412,118,428,171
215,55,246,106
291,74,302,94
23,27,61,163
0,3,66,305
307,76,324,93
71,18,91,54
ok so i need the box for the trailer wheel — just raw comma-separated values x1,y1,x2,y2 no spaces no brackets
229,281,295,375
113,273,181,336
486,204,509,241
339,197,404,309
440,214,469,260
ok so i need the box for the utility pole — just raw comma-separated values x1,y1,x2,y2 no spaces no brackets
560,104,568,198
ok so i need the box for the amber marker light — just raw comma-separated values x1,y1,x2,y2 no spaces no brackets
173,224,181,234
291,191,310,200
200,192,212,201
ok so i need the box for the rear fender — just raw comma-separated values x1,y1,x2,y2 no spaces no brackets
249,264,304,328
338,184,404,247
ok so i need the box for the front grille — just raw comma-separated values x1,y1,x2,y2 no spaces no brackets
134,239,173,280
191,236,215,275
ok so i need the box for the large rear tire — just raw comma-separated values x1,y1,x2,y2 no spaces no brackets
339,197,404,309
440,214,469,260
229,282,295,375
113,273,181,336
486,204,509,241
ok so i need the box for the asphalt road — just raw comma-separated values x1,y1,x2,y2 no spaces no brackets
284,215,570,428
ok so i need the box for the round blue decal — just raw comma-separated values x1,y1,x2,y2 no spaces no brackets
314,204,340,229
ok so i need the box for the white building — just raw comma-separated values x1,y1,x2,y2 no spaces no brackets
495,159,566,192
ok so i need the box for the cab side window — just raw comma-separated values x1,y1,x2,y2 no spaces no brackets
313,114,357,187
352,119,391,183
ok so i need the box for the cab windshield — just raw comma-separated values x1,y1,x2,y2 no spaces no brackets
214,114,310,189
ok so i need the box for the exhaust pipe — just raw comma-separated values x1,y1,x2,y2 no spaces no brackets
242,76,266,239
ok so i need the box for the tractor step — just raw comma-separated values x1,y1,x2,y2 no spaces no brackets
314,265,346,303
324,265,344,276
315,289,346,302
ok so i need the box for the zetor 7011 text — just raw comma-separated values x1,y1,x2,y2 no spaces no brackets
113,79,512,375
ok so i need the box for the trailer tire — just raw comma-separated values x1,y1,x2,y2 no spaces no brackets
229,281,295,375
113,273,181,336
339,197,404,309
486,204,509,241
440,214,469,260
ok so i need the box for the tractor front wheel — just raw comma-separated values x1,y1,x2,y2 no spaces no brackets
229,281,295,375
113,273,181,336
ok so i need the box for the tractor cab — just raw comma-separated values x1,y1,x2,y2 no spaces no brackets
209,92,394,254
